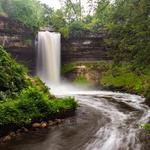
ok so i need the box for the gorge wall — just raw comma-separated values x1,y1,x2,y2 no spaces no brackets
0,16,35,75
0,16,109,74
61,31,110,64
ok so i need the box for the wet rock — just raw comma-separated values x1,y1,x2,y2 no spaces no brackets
3,135,11,142
55,119,62,124
32,122,48,128
21,127,29,132
48,120,54,126
9,132,16,137
41,122,48,128
16,129,21,134
32,123,41,128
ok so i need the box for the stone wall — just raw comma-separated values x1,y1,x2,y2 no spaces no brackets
0,16,35,75
61,31,110,64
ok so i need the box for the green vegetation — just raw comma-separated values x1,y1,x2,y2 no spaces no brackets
106,0,150,69
74,75,90,87
0,46,29,100
0,46,77,128
0,87,76,126
61,63,76,75
0,0,45,31
140,123,150,133
101,65,144,93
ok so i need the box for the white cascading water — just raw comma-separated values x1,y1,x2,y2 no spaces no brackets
37,31,61,85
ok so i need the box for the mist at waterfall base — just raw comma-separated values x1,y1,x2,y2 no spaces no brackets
36,31,90,95
34,31,150,150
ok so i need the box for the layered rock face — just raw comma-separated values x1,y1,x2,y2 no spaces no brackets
0,16,109,75
61,31,110,64
0,16,35,75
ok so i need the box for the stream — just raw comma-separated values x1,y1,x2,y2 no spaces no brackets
0,90,150,150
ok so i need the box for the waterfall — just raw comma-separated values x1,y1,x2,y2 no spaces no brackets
36,31,61,85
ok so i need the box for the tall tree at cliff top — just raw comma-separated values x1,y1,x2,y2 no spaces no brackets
0,0,45,30
106,0,150,68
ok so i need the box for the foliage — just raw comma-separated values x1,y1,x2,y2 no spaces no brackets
74,75,90,87
84,61,110,71
0,0,45,31
0,46,77,127
101,65,144,93
140,123,150,133
0,46,29,100
0,87,77,126
61,63,76,74
62,0,82,23
106,0,150,68
47,9,66,30
100,63,150,99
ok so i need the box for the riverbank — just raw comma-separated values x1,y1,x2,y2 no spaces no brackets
0,46,77,141
62,61,150,105
1,91,150,150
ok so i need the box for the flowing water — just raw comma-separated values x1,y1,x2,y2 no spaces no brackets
0,31,150,150
37,31,61,84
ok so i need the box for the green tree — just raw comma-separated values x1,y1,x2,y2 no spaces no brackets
106,0,150,68
0,0,45,30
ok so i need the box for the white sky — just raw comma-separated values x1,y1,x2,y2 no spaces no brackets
39,0,96,14
39,0,98,16
39,0,61,9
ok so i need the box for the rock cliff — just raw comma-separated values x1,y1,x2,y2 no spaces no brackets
61,31,110,64
0,16,35,75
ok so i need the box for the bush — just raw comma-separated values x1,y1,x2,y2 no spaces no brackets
140,123,150,133
0,87,77,126
74,75,91,87
61,63,76,75
0,0,44,31
101,64,150,95
0,46,29,100
0,46,77,127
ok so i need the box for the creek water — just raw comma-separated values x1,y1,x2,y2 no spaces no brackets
1,31,150,150
0,90,150,150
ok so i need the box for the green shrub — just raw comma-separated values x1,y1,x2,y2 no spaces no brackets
0,46,77,127
61,63,76,74
0,0,44,31
145,86,150,104
74,75,90,87
0,46,29,100
140,123,150,133
101,64,149,94
0,87,77,126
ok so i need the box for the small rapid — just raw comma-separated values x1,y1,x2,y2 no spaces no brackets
51,88,150,150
